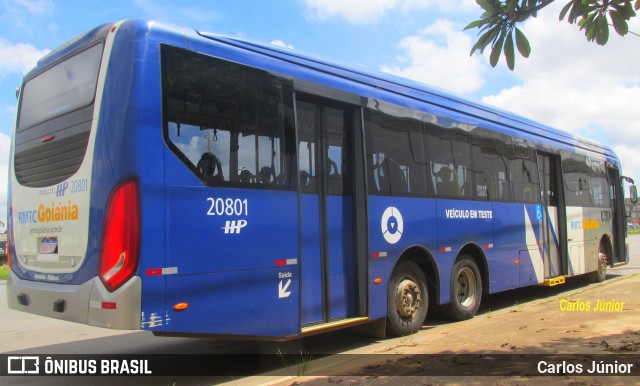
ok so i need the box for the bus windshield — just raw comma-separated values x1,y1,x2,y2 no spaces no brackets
18,43,103,131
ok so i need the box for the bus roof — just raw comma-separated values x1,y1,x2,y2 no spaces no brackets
191,28,616,161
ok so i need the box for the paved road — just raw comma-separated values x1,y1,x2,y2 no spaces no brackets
1,234,638,384
608,232,640,275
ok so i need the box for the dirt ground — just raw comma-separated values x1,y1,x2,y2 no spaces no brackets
269,274,640,386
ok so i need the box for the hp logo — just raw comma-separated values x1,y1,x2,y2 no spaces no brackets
222,219,248,234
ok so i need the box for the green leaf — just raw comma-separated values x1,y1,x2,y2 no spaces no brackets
578,12,595,31
585,15,598,41
595,14,610,45
627,2,637,17
471,25,499,55
478,22,496,33
504,32,515,71
577,16,588,27
515,28,531,58
507,0,516,16
609,10,629,36
617,2,636,19
567,1,584,23
464,19,484,30
635,0,640,11
487,26,502,47
482,26,501,51
527,0,539,18
477,0,496,13
480,11,493,20
489,31,506,67
559,1,573,20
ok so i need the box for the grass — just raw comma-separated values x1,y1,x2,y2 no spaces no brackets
628,227,640,235
0,263,8,281
276,348,314,377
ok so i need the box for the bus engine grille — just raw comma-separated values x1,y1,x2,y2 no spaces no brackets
14,131,90,188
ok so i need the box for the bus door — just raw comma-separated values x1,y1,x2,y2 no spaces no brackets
296,95,367,328
537,153,567,278
607,166,627,264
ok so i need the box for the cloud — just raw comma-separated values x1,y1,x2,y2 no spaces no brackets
12,0,53,14
303,0,399,23
480,2,640,179
398,0,477,13
381,19,487,95
0,40,49,78
133,0,220,25
303,0,477,24
0,0,54,33
271,40,295,49
614,145,640,182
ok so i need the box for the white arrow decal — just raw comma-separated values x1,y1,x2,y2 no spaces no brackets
278,279,292,298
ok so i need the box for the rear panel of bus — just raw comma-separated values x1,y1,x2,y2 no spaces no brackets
7,21,159,331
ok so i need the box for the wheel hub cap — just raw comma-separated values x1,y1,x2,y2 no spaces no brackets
456,267,477,308
396,279,422,318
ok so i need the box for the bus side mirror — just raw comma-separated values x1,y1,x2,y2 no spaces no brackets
631,185,638,204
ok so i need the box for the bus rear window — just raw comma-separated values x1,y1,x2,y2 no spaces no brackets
18,43,103,131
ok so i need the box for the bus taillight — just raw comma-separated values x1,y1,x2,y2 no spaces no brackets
99,179,140,292
6,223,11,270
6,205,12,270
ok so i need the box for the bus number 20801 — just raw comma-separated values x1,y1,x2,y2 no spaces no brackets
206,197,249,217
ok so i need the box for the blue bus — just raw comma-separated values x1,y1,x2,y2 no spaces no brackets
6,20,637,338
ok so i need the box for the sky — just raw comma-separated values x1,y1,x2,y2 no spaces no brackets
1,0,639,231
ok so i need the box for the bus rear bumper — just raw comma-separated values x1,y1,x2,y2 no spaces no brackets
7,271,142,330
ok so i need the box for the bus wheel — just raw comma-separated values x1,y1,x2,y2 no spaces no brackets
442,255,482,321
590,252,607,283
386,260,428,336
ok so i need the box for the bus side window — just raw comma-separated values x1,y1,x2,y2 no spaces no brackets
427,123,471,199
506,145,539,204
325,107,348,196
562,155,594,207
364,108,427,197
470,130,511,202
587,160,610,208
161,45,295,190
434,165,460,197
296,101,318,194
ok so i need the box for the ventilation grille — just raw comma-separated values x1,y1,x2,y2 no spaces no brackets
14,131,90,188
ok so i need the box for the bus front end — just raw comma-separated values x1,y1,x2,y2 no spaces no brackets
6,22,142,330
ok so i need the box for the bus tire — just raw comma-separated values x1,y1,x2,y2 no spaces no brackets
386,260,428,336
442,255,482,321
590,252,607,283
